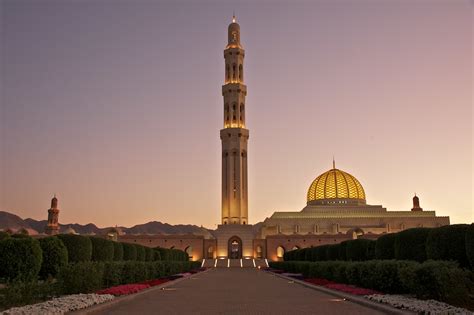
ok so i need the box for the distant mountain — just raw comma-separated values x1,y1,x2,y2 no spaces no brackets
0,211,212,236
0,211,31,230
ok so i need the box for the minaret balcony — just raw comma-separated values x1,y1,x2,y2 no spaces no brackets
222,83,247,96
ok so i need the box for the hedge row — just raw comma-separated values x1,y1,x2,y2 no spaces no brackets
56,235,188,264
0,235,190,282
284,224,473,268
58,260,201,294
270,260,474,307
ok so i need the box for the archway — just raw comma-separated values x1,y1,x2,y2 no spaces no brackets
256,245,263,259
276,246,285,260
207,246,214,259
185,246,193,260
228,236,242,259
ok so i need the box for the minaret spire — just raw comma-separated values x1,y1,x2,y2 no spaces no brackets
221,18,249,225
45,195,60,235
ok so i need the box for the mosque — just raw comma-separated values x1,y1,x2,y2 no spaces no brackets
44,17,449,263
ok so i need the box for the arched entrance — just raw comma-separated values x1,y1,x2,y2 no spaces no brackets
228,236,242,259
207,246,214,259
276,246,285,260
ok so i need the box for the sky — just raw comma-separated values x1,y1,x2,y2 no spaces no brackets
0,0,472,229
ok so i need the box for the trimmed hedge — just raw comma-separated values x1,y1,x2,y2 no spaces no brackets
153,249,162,261
346,239,375,261
395,228,431,262
58,260,201,294
135,244,146,261
113,242,124,261
270,260,474,307
58,261,105,294
89,237,114,262
375,233,396,259
145,247,155,261
426,224,470,268
0,237,43,281
338,241,348,260
38,236,68,279
327,244,340,260
466,224,474,269
155,247,189,261
283,226,473,269
122,243,137,261
57,234,92,263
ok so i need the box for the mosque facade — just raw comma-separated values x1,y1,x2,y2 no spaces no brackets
44,17,449,262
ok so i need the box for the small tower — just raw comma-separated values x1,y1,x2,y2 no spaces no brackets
45,195,60,235
411,194,423,211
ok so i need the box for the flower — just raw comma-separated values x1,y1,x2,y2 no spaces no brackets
97,284,150,296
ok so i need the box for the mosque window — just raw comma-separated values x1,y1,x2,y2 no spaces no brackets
232,64,236,80
226,64,230,81
239,64,243,81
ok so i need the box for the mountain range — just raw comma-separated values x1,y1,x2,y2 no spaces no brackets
0,211,214,237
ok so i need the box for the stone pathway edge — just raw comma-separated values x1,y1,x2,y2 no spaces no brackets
269,271,416,315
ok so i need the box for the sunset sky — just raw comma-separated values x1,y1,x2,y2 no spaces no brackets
1,0,472,229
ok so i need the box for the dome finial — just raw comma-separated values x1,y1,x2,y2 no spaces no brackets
332,156,335,169
232,11,236,23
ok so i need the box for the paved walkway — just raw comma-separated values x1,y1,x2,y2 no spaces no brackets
88,268,386,314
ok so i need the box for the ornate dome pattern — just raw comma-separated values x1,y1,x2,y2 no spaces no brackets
307,168,366,204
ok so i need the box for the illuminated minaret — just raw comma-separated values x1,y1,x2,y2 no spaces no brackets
220,16,248,225
45,195,60,235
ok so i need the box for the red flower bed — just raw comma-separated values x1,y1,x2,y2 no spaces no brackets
325,283,381,295
97,284,150,296
304,278,381,296
304,278,336,286
139,279,169,287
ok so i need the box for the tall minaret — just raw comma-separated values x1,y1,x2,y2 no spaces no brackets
45,195,60,235
220,16,249,225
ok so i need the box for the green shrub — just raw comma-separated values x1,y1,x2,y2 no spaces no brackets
466,224,474,270
145,247,155,261
346,239,373,261
156,247,188,261
399,260,473,306
57,234,92,262
270,259,474,308
89,237,114,262
0,237,42,281
122,243,137,261
395,228,431,262
113,242,123,261
103,262,124,287
121,261,148,283
327,244,340,260
153,249,162,261
58,262,104,294
0,280,59,310
426,224,470,268
135,245,146,261
0,231,10,241
316,245,330,261
38,236,68,279
375,233,397,259
338,241,349,260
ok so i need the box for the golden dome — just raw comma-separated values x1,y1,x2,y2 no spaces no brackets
307,167,366,205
